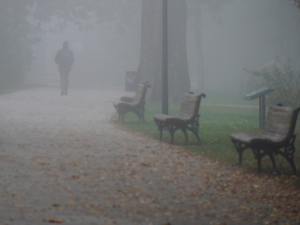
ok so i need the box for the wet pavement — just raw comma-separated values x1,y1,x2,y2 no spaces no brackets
0,87,298,225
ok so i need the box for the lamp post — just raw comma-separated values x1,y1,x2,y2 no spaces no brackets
162,0,168,115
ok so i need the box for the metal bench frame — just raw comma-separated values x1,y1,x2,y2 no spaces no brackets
114,83,150,122
230,105,300,174
153,93,206,145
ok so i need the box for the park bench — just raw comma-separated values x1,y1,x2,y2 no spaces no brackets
153,92,206,145
230,104,300,174
114,82,150,122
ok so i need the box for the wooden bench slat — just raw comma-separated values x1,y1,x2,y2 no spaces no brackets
230,104,300,174
114,83,150,122
153,92,206,145
266,114,293,124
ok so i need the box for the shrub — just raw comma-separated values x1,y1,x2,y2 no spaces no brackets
244,59,300,107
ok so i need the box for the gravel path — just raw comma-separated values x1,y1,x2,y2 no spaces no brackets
0,87,297,225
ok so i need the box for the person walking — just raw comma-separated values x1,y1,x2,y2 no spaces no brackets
55,41,74,95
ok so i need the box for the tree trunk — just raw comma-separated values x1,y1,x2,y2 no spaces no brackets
138,0,190,102
138,0,162,101
194,2,205,93
168,0,190,103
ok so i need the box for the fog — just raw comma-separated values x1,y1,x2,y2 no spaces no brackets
187,0,300,92
28,0,300,94
3,2,300,222
30,20,140,88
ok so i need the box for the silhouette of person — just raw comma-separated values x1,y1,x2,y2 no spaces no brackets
55,41,74,95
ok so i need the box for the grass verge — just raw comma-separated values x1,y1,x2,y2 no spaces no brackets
113,103,300,175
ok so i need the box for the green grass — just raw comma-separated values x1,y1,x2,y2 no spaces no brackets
113,103,300,175
192,89,258,106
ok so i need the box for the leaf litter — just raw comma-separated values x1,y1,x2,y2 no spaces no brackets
0,89,299,225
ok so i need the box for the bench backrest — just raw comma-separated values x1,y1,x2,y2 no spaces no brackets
176,93,206,122
131,83,149,106
261,105,300,145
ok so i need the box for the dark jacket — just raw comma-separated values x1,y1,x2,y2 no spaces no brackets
55,47,74,73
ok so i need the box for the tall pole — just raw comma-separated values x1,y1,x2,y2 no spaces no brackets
162,0,168,115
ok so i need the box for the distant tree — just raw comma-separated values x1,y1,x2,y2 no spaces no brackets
189,0,231,92
0,0,136,88
251,0,300,63
138,0,190,102
292,0,300,9
0,1,37,87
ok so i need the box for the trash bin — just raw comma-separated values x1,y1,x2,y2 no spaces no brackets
125,71,139,91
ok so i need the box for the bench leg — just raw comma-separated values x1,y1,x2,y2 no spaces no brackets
257,157,262,173
188,120,201,145
114,105,122,122
134,106,145,123
159,128,163,140
252,148,268,173
168,125,177,144
141,114,145,123
253,148,263,173
268,153,277,172
231,140,249,165
257,152,277,173
186,127,200,145
278,151,297,175
182,129,189,144
135,110,142,122
140,108,145,123
154,120,165,141
170,130,174,144
116,107,126,122
136,113,145,123
254,147,297,174
281,137,297,175
288,158,297,175
193,131,201,145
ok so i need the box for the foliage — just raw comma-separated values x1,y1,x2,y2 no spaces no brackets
0,0,136,88
244,59,300,107
0,2,36,87
292,0,300,9
0,1,68,87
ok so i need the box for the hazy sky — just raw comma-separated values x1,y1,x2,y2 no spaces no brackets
30,0,300,92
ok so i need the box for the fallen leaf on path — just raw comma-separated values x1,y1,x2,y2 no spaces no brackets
43,218,64,223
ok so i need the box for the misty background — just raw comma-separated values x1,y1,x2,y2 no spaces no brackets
26,0,300,95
